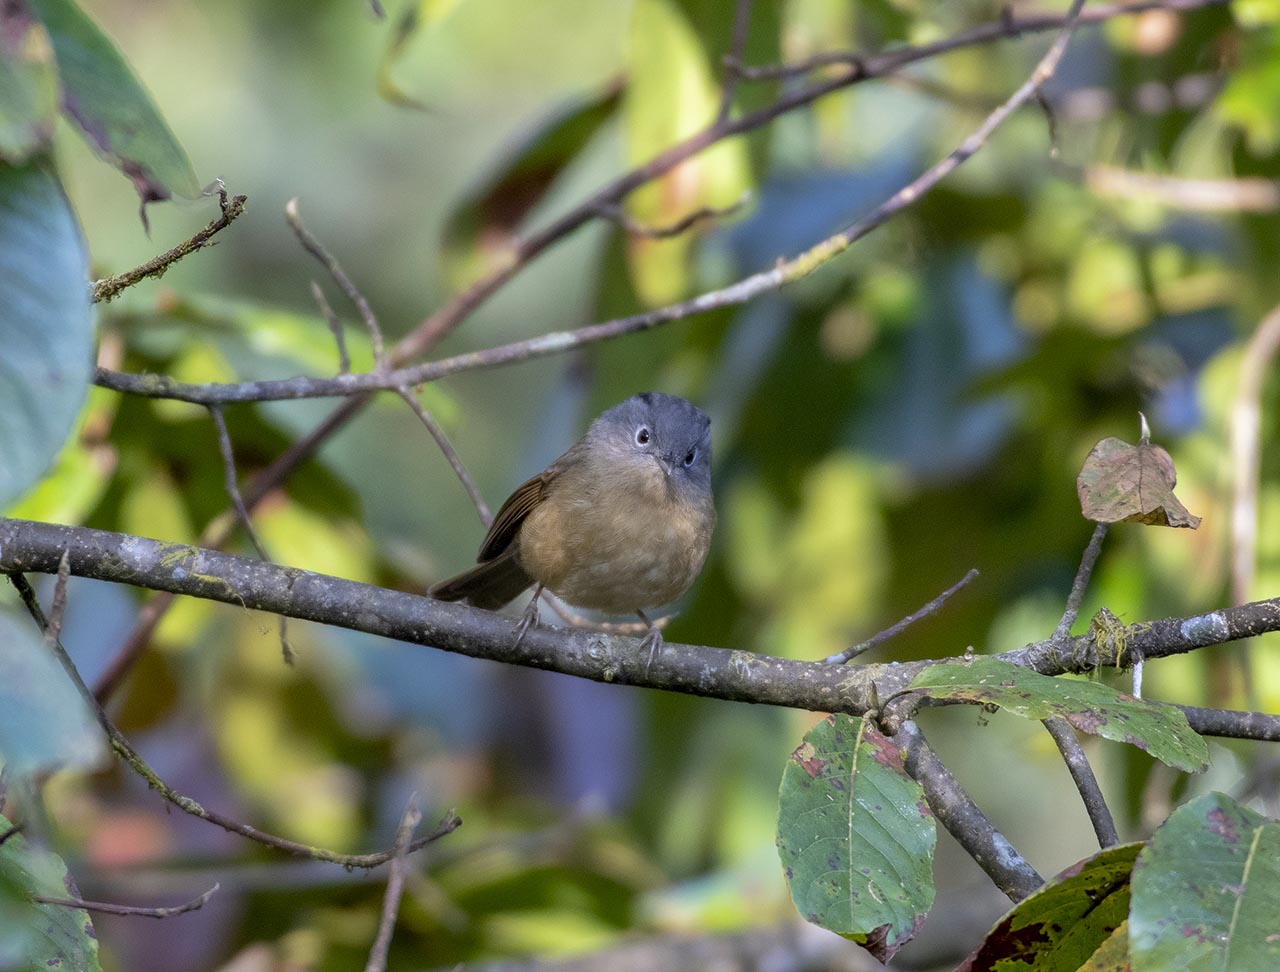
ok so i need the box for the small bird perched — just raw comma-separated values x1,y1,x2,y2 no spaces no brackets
430,392,715,665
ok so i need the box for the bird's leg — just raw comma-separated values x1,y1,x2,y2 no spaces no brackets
513,584,544,649
637,609,663,670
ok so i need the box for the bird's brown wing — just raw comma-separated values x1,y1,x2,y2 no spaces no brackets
476,467,555,561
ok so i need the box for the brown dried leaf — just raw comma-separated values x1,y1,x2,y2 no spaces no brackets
1077,437,1201,528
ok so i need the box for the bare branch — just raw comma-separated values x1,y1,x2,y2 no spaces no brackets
7,564,461,868
595,192,750,239
1053,524,1108,641
1042,717,1119,848
717,0,754,123
33,884,220,919
311,280,352,374
14,517,1273,715
1180,705,1280,742
95,0,1091,407
209,405,294,664
91,184,247,304
825,568,979,664
396,387,491,524
285,198,387,369
364,795,422,972
898,721,1043,901
725,0,1224,82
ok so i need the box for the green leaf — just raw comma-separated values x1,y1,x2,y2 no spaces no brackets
1217,26,1280,155
777,715,935,962
26,0,199,202
908,658,1209,773
624,0,751,305
441,79,622,289
0,609,105,779
960,842,1141,971
0,815,101,972
0,160,93,511
1079,920,1132,972
0,1,59,163
1130,792,1280,972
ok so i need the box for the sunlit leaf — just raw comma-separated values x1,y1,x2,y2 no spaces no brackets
960,843,1141,971
1077,436,1201,528
908,658,1209,772
1079,921,1132,972
0,1,59,163
5,388,116,525
624,0,751,305
777,714,935,962
1130,792,1280,972
0,816,101,972
0,160,93,511
0,609,104,779
27,0,199,203
442,79,622,289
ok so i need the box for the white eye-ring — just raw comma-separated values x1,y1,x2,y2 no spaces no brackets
683,448,697,467
635,426,651,446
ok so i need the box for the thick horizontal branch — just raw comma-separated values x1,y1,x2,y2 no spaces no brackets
1180,705,1280,741
4,517,1278,714
0,518,882,711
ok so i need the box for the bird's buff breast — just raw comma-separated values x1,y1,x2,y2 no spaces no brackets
516,461,714,615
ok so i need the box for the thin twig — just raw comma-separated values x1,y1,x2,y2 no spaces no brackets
93,593,172,704
7,570,461,867
595,192,750,239
285,198,387,369
33,884,220,919
311,280,352,374
210,405,294,664
1053,523,1108,641
46,551,71,649
395,388,491,523
95,0,1089,407
95,0,1205,408
825,569,979,664
1035,89,1059,159
1042,717,1119,848
91,184,248,303
364,795,422,972
717,0,754,123
723,0,1222,82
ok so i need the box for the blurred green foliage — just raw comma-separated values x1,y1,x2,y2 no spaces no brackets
3,0,1280,968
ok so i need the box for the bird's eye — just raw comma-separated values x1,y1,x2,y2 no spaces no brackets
635,426,651,446
683,448,697,467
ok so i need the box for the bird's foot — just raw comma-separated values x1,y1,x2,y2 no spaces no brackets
512,586,543,649
638,610,663,671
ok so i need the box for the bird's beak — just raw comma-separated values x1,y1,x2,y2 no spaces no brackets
655,454,676,477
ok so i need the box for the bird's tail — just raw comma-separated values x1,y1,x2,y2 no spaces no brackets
429,550,533,610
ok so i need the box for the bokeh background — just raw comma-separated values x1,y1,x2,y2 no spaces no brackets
9,0,1280,968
